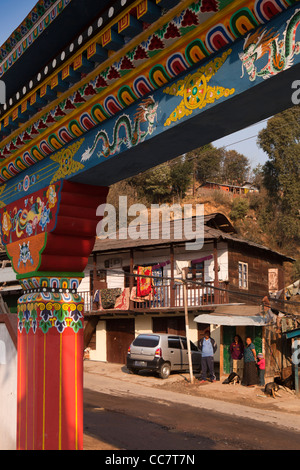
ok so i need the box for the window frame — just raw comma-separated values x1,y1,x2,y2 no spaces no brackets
238,261,248,290
187,262,204,289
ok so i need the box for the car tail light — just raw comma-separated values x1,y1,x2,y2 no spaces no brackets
154,348,162,358
127,346,131,355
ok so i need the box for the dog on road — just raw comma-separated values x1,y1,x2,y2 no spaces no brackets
222,372,240,385
264,382,280,398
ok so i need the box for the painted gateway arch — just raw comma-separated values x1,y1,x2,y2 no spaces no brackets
0,0,300,450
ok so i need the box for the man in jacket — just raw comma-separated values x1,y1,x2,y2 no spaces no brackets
198,330,217,383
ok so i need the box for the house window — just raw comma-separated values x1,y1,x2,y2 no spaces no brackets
187,262,204,288
238,262,248,289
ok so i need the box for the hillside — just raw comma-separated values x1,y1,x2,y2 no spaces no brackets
107,180,299,286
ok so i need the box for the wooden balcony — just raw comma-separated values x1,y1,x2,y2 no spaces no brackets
80,281,229,315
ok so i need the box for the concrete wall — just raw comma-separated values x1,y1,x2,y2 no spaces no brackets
89,313,218,363
89,321,107,362
0,322,17,450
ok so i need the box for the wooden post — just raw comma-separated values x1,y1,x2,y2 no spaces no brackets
182,268,194,384
92,253,97,296
220,326,224,377
170,244,175,308
213,239,220,304
129,248,134,310
293,338,300,396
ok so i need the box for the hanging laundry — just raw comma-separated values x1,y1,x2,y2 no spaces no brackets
114,288,130,310
137,266,153,297
130,286,152,302
152,267,163,306
100,288,122,309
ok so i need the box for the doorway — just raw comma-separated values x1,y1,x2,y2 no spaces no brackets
106,318,135,364
222,326,262,374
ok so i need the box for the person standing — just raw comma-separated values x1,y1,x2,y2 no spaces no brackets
242,337,258,386
257,353,265,386
229,335,244,378
198,330,217,383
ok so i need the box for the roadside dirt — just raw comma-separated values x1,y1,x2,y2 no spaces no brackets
83,362,300,451
157,375,300,414
84,360,300,414
84,360,300,451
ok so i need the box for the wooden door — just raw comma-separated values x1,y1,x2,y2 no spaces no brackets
106,319,135,364
153,316,185,336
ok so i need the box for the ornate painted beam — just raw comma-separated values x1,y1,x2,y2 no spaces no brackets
0,0,300,450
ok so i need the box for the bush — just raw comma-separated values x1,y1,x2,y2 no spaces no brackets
229,198,249,221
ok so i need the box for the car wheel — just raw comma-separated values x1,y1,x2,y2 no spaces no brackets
159,362,171,379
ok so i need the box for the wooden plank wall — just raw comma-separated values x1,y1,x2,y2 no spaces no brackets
227,242,285,304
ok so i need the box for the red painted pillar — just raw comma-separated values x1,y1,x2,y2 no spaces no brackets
17,287,84,450
1,181,108,450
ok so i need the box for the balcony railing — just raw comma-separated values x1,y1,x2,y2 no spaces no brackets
79,281,229,313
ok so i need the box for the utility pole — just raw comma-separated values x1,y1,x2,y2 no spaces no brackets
182,268,195,384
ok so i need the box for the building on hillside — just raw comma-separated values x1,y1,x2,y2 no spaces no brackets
80,213,295,382
200,181,259,195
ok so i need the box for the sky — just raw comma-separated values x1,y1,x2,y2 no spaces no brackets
213,120,269,169
0,0,270,169
0,0,37,45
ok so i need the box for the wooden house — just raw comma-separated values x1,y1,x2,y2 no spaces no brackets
201,181,259,195
81,213,294,380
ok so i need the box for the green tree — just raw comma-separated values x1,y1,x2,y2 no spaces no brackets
142,163,172,203
257,106,300,247
249,163,264,189
169,155,193,199
221,150,251,185
229,198,249,221
186,144,224,184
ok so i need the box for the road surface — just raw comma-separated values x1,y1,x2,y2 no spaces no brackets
83,363,300,451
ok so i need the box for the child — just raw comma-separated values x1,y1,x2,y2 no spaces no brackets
257,353,265,386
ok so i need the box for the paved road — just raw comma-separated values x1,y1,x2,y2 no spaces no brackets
83,364,300,451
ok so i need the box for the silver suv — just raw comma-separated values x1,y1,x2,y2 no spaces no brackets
127,333,201,379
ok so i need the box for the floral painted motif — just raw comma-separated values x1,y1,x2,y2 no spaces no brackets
46,185,58,209
39,206,50,231
18,293,84,334
2,210,12,237
0,182,60,244
50,139,85,183
163,49,234,126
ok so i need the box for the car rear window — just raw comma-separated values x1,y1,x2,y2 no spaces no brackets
132,335,160,347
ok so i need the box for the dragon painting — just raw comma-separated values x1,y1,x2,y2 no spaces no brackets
239,9,300,81
81,96,158,162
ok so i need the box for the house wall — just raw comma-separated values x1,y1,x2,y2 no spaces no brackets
0,322,17,450
228,242,285,302
81,241,228,363
89,312,202,363
90,321,106,361
80,241,229,291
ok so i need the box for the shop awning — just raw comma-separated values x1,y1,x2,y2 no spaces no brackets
194,314,266,326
